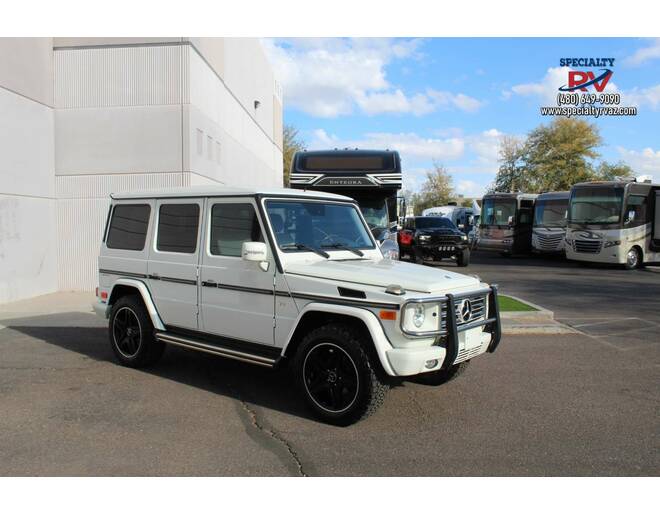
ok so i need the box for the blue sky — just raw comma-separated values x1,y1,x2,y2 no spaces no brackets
263,38,660,196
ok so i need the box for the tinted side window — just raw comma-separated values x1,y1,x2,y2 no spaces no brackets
626,195,648,226
210,203,263,257
106,204,151,251
157,204,200,253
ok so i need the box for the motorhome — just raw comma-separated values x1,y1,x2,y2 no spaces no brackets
478,192,537,255
565,178,660,269
290,149,403,259
532,191,569,255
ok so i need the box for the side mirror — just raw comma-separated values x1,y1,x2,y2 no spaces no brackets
507,215,514,226
242,241,269,271
625,210,636,224
468,215,475,225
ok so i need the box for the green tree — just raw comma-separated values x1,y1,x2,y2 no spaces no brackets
282,124,306,187
523,118,602,192
594,161,635,181
491,135,528,193
412,162,454,215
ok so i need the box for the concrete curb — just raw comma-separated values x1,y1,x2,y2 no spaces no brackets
499,294,576,335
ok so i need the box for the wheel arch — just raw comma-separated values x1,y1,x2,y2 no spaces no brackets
107,279,165,330
281,303,395,376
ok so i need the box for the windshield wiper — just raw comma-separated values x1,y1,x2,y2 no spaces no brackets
280,243,329,258
320,243,364,257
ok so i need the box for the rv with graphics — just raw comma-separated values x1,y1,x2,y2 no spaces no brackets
289,149,403,260
478,192,537,255
532,191,569,255
565,178,660,269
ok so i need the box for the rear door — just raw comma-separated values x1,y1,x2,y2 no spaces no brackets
147,198,204,330
199,198,276,345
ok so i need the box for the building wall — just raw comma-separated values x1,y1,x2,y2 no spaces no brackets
0,38,57,304
51,38,283,292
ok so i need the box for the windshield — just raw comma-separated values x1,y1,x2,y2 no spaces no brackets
569,187,623,225
358,199,388,229
481,198,517,226
534,199,567,227
416,217,456,230
265,200,375,253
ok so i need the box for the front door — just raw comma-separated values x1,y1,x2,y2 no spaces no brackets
199,199,276,345
147,199,204,330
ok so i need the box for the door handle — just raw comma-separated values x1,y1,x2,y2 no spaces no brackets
149,273,160,280
202,279,217,288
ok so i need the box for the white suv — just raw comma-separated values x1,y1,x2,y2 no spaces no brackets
94,186,502,425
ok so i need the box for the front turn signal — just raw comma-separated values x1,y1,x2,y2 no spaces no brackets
379,310,397,321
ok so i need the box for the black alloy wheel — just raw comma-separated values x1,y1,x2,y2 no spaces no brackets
303,342,359,414
112,306,143,358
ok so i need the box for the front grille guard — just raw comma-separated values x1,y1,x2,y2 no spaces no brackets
400,285,502,369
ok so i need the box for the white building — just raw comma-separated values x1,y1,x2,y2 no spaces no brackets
0,37,284,304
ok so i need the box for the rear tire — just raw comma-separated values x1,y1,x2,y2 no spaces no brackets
109,295,165,368
415,361,470,386
624,247,642,270
457,248,470,267
293,323,389,425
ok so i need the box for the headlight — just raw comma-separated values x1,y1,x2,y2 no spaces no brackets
604,240,621,248
401,301,442,335
419,235,431,241
461,234,468,240
412,304,425,327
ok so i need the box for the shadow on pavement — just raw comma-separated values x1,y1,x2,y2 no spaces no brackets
5,317,315,423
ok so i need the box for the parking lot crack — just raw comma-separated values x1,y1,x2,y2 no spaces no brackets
237,399,308,477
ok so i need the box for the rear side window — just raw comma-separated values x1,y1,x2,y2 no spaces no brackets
157,204,200,253
106,204,151,251
210,203,263,257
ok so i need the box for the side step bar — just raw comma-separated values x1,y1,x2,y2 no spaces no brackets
155,332,278,368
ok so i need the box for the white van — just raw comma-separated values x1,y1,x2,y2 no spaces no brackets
94,186,502,425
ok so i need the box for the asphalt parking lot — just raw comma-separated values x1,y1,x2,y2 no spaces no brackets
0,253,658,476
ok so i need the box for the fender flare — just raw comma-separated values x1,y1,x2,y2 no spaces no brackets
108,279,165,331
282,302,395,376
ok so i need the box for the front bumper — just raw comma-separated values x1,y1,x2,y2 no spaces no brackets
93,300,109,319
385,285,502,375
477,237,512,252
418,241,467,257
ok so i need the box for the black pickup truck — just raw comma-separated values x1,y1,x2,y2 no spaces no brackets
398,216,471,266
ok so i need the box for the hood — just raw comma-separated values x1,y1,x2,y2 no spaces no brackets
285,258,479,294
417,228,461,237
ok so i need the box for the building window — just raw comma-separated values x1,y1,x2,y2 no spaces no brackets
106,204,151,251
196,129,204,155
210,203,263,257
157,204,200,254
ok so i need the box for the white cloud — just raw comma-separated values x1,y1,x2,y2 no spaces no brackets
309,129,465,163
456,179,484,198
617,146,660,182
262,38,483,117
624,84,660,110
309,128,509,197
624,38,660,67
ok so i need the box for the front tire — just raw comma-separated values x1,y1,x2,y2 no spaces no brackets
293,323,389,425
109,295,165,368
456,248,470,267
415,361,470,386
624,247,642,270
